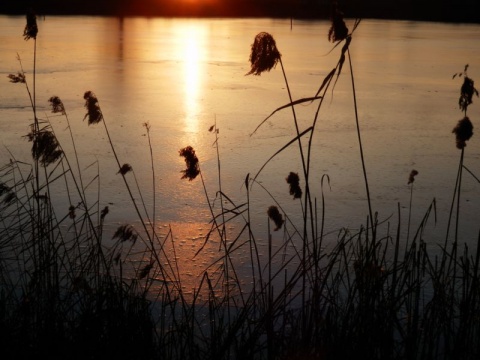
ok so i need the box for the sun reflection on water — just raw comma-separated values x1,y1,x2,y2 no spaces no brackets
176,23,208,134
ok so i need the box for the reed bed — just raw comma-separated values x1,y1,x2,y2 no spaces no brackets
1,5,479,360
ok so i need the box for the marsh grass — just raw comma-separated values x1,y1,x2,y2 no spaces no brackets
1,6,480,360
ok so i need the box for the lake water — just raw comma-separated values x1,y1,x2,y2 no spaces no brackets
1,15,480,292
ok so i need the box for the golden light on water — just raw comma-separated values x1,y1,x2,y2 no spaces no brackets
176,22,208,134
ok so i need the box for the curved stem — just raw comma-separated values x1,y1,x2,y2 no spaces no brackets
347,48,374,237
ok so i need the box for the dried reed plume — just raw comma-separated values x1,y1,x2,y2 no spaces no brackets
118,163,133,175
68,205,76,219
100,206,109,220
408,169,418,185
0,183,11,196
328,1,349,42
246,32,281,76
48,96,66,115
452,116,474,149
27,128,63,167
7,73,26,83
179,146,200,181
83,91,103,125
112,224,138,243
267,205,284,231
23,9,38,41
459,76,478,112
454,64,479,112
139,261,154,279
2,192,16,206
286,172,302,199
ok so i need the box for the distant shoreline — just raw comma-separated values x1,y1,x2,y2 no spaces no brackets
1,1,479,24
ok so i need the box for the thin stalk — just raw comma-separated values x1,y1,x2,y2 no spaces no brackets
144,122,156,239
454,148,465,244
245,174,260,312
347,48,374,236
279,56,313,338
212,120,232,327
407,182,414,245
443,148,463,272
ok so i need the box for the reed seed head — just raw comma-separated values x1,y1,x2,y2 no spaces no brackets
452,116,474,149
179,146,200,181
328,1,349,42
101,206,109,220
2,191,16,206
408,170,418,185
246,32,281,76
118,163,133,175
68,205,76,219
23,9,38,41
83,91,104,125
267,205,284,231
112,224,138,243
8,73,26,83
286,172,302,199
28,128,63,167
48,96,66,115
459,76,478,112
0,183,11,196
139,261,154,279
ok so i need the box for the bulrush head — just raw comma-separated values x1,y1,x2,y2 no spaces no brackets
83,91,104,125
68,205,76,219
328,1,349,42
100,206,109,220
23,9,38,41
246,32,281,76
112,224,138,243
267,205,284,231
408,170,419,185
48,96,66,115
454,64,479,113
179,146,200,181
27,127,63,167
7,73,26,83
118,163,133,175
286,172,302,199
452,116,474,149
139,261,154,280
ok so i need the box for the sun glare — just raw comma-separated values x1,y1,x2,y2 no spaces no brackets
176,23,208,134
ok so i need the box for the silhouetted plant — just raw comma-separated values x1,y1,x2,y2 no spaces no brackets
453,64,479,113
452,116,474,149
179,146,200,181
23,9,38,40
267,205,284,231
83,90,104,125
246,32,281,76
7,72,26,83
286,171,302,199
328,1,349,42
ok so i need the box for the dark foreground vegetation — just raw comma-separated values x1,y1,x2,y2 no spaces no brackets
1,0,480,23
1,3,480,360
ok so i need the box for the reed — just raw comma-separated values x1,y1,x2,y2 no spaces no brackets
1,4,480,360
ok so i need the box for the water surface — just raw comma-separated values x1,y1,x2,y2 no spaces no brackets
1,16,480,290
